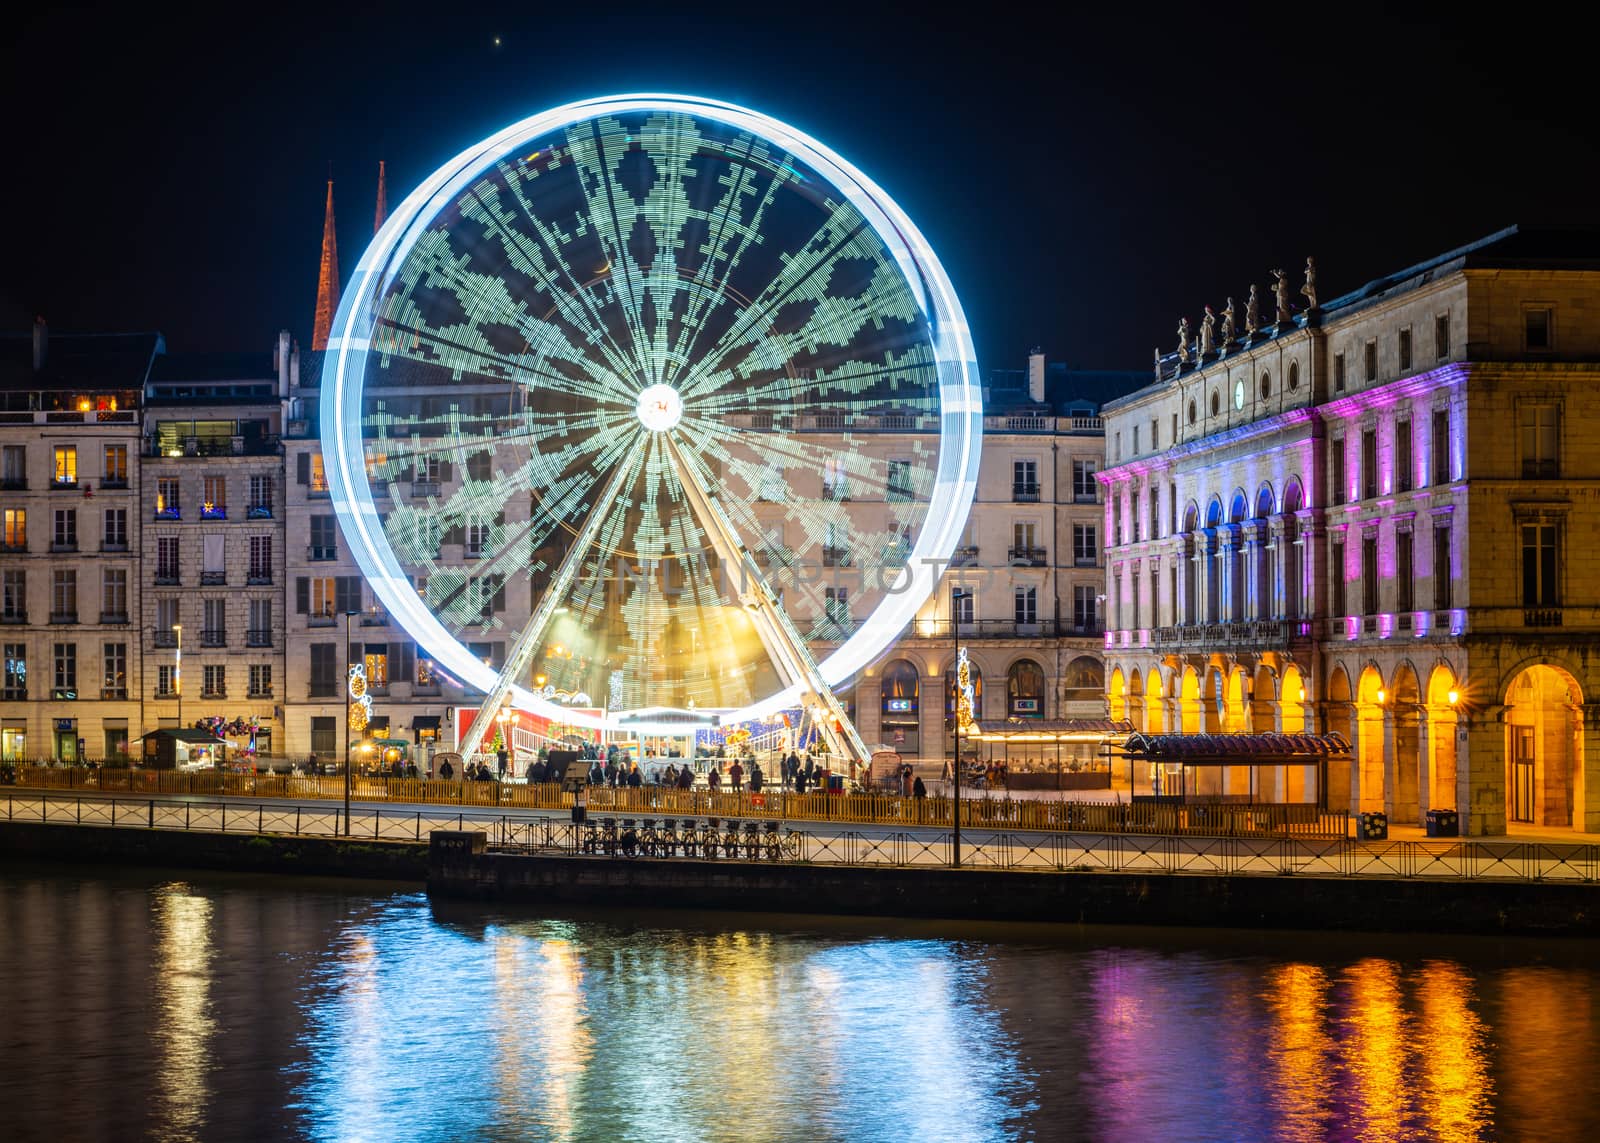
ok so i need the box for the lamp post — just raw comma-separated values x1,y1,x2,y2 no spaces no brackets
172,623,182,731
344,609,357,836
950,589,971,867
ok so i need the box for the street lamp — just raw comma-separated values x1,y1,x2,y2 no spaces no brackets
950,589,972,867
343,609,360,836
497,702,513,776
172,623,182,731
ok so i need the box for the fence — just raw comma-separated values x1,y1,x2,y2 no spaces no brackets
4,792,1597,883
4,766,1350,840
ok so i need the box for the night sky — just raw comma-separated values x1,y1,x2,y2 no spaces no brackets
7,3,1596,374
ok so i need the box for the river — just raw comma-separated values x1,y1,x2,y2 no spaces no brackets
2,864,1597,1141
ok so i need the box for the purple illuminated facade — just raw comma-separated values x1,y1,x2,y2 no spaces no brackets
1097,226,1600,837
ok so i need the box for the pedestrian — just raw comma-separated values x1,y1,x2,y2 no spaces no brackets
589,761,604,785
628,762,643,788
913,776,927,800
729,759,744,793
793,766,807,795
497,747,509,781
677,765,694,790
749,762,764,794
707,764,722,793
900,763,913,799
439,758,454,781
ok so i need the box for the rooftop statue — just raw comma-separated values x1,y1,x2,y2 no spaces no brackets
1176,317,1192,365
1199,305,1216,357
1271,268,1293,326
1301,256,1318,311
1220,297,1237,348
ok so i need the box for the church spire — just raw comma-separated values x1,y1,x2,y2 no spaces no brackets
374,160,388,235
312,177,339,352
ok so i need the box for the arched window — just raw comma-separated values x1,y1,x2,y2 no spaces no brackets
1061,656,1105,703
1008,659,1047,719
1255,484,1275,520
880,659,919,722
944,660,984,720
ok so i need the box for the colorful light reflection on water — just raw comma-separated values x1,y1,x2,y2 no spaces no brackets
3,867,1599,1141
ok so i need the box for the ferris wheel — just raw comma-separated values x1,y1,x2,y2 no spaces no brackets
320,94,981,761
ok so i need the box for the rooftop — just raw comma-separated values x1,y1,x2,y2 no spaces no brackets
0,330,164,393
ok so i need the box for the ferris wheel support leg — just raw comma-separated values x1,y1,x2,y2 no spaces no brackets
659,435,870,769
457,460,637,761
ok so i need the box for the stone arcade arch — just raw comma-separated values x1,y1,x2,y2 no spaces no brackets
1324,666,1353,813
1127,668,1146,732
879,658,921,754
1108,666,1127,723
1504,664,1586,829
1355,665,1387,815
1391,662,1423,825
1424,664,1460,817
1007,658,1047,720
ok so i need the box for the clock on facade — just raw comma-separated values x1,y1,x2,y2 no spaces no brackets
1233,378,1245,409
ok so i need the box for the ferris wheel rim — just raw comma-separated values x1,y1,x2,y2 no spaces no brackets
320,93,982,734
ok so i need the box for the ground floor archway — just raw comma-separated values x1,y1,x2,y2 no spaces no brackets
1504,664,1584,828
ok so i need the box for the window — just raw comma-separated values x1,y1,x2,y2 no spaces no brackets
2,508,24,550
823,521,849,567
1525,308,1552,351
51,569,77,623
365,647,389,689
2,570,25,622
53,643,76,698
248,474,274,517
102,444,127,487
52,445,76,488
465,519,491,559
1396,421,1413,493
1012,459,1038,500
823,586,850,628
1188,400,1197,425
1331,539,1347,617
1133,426,1141,454
1432,408,1451,484
758,461,785,502
1,445,24,489
156,537,180,582
103,508,127,550
416,651,435,687
1072,524,1097,566
1335,353,1346,391
1435,314,1450,360
304,576,336,617
1434,526,1453,609
1011,521,1039,563
1114,432,1121,461
1399,328,1412,373
1172,412,1179,441
156,476,180,517
1288,362,1299,392
951,588,974,626
249,664,273,697
2,644,24,699
1331,441,1346,506
822,456,848,500
1014,586,1038,627
1364,341,1377,383
1361,429,1377,500
1521,404,1559,478
202,474,227,516
1361,536,1378,616
310,515,337,560
203,598,227,645
156,664,178,697
1151,420,1159,450
102,568,127,621
1522,523,1559,607
467,450,492,482
52,509,76,551
1073,585,1098,632
309,453,328,494
1397,531,1414,613
335,576,362,614
309,644,339,696
1072,460,1097,502
887,459,913,502
103,642,126,696
248,536,272,583
155,598,178,637
248,599,272,645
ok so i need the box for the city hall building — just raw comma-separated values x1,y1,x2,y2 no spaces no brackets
1097,226,1600,836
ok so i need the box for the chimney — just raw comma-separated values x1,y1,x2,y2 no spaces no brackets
277,330,291,397
32,317,47,371
290,339,301,388
1027,347,1045,404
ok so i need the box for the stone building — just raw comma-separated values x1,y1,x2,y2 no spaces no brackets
0,323,156,761
1097,226,1600,836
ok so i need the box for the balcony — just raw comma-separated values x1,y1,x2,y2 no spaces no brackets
153,506,180,521
1008,546,1048,567
200,504,227,521
49,612,78,625
949,546,980,568
0,478,26,491
200,571,227,586
247,504,273,520
101,687,128,700
411,481,440,499
247,687,274,699
361,610,391,627
0,541,25,554
200,629,227,648
52,687,77,700
49,542,77,554
308,685,339,699
1526,608,1563,628
308,613,337,628
413,683,441,697
1012,484,1041,503
0,688,24,701
246,571,272,586
99,479,129,490
1150,620,1308,650
908,619,1072,639
308,545,337,561
1,611,27,625
50,478,77,492
201,687,226,700
154,571,181,586
1073,554,1098,568
152,629,178,648
99,612,129,625
155,687,178,699
100,542,128,553
1073,491,1099,505
246,629,272,647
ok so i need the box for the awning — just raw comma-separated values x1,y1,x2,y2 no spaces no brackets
139,728,226,744
968,718,1134,743
366,717,391,735
411,715,441,731
1121,732,1351,764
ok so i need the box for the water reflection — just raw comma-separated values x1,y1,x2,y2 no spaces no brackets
4,869,1600,1142
152,883,215,1142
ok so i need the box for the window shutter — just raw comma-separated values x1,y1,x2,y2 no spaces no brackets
394,642,414,681
493,641,505,668
438,460,453,483
493,578,506,612
296,453,310,485
295,577,309,615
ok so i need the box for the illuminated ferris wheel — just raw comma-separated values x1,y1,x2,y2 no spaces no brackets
320,94,981,760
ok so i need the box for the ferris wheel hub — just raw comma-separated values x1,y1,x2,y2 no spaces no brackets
635,384,683,432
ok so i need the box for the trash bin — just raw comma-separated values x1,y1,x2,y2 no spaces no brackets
1425,809,1459,838
1359,811,1389,841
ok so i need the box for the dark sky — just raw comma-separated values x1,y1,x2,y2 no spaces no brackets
6,2,1597,373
